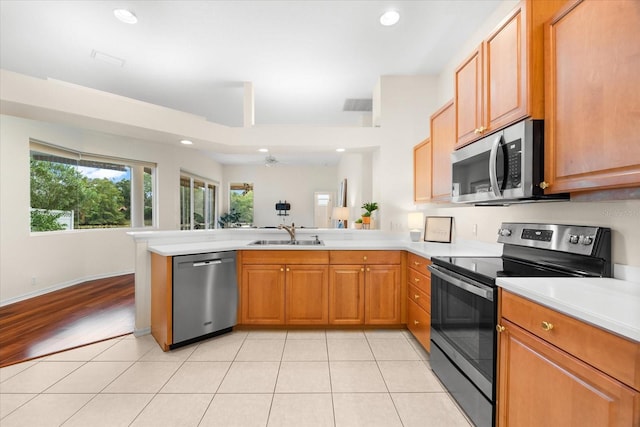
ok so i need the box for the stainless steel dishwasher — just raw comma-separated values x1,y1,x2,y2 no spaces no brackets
172,251,238,346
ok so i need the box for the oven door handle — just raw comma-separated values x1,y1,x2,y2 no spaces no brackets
428,265,494,301
489,133,504,199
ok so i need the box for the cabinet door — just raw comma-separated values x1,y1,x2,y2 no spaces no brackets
407,298,430,351
430,101,456,201
365,265,401,325
484,4,527,133
413,138,432,203
241,264,285,325
544,0,640,193
497,319,640,427
285,265,329,325
329,265,365,325
455,46,484,148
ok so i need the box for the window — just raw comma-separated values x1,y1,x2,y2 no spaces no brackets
229,182,254,226
180,172,218,230
29,140,155,232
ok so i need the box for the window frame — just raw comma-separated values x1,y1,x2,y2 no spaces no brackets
29,139,156,232
180,171,219,230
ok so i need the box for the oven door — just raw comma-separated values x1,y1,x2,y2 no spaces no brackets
429,264,497,400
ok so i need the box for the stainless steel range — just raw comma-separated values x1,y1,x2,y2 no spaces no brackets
428,223,612,427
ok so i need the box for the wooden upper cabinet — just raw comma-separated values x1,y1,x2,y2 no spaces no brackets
455,46,484,148
413,138,431,203
430,100,455,201
543,0,640,194
455,0,566,149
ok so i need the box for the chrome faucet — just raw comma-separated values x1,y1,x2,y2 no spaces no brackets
278,223,296,242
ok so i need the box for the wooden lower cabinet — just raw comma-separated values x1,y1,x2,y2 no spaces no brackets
285,265,328,325
329,265,365,325
241,264,285,325
407,298,429,350
497,290,640,427
406,253,431,352
365,265,401,325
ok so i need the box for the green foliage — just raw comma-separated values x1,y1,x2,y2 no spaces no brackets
30,158,130,230
218,210,241,228
361,202,378,216
30,210,66,232
230,190,254,224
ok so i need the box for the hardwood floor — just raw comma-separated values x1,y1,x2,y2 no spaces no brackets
0,274,135,368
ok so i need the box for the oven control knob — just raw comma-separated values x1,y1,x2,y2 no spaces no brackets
498,228,512,237
582,236,593,245
569,235,579,244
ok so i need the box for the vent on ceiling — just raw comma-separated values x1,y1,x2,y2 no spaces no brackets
343,98,373,112
91,49,125,67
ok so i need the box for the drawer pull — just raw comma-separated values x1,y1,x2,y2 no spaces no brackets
414,278,420,282
414,320,420,325
363,256,367,261
496,325,505,333
414,294,420,299
361,268,365,272
286,268,290,272
280,268,284,272
541,321,554,331
414,261,421,266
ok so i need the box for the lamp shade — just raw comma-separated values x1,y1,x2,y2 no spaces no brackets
408,212,424,230
332,207,350,220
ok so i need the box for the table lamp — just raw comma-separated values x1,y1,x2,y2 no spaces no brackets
408,212,424,241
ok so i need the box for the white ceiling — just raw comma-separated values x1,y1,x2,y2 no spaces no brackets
0,0,503,129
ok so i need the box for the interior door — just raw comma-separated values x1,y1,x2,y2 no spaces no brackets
314,192,334,228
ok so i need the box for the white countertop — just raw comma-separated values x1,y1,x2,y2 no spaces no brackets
140,230,639,344
497,277,640,342
147,238,503,259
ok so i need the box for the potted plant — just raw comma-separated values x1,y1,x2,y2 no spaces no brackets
361,202,378,228
354,218,363,229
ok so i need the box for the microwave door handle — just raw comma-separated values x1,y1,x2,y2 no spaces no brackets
489,134,503,198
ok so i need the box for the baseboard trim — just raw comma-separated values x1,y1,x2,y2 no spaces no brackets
134,327,151,337
0,270,135,307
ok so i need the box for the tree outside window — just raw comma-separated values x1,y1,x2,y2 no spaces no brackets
229,183,253,226
29,141,155,232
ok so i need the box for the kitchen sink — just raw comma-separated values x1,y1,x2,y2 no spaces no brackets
249,239,324,246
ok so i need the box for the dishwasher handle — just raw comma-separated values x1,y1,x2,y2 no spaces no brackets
192,258,233,267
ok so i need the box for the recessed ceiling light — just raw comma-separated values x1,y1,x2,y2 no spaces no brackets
114,8,138,24
258,148,269,153
380,10,400,26
336,148,346,152
180,139,193,145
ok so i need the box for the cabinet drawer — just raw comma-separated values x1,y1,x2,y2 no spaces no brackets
501,290,640,391
330,250,401,265
407,253,431,275
408,284,430,314
407,298,430,352
241,250,329,265
408,268,430,295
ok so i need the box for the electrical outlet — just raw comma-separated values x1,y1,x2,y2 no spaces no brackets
31,276,37,286
472,224,478,236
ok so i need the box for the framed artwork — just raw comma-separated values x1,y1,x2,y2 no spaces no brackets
424,216,453,243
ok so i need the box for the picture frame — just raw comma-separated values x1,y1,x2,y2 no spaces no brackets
424,216,453,243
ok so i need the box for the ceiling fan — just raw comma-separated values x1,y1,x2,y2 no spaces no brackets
264,154,279,167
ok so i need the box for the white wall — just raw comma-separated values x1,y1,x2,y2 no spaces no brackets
337,151,373,225
0,114,224,303
221,164,338,227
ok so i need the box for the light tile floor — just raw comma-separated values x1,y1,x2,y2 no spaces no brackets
0,329,472,427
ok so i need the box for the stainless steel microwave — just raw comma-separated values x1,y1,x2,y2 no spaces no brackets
451,119,568,205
